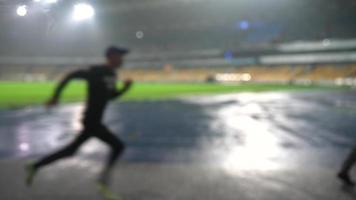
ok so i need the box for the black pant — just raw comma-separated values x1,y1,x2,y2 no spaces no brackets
34,123,125,171
340,146,356,174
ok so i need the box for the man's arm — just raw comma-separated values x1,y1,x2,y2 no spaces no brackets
112,79,133,99
46,70,88,107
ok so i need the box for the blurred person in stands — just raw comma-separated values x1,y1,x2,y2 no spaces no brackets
25,46,132,199
338,146,356,186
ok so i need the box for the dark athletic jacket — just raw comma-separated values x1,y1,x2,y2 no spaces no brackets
53,66,129,123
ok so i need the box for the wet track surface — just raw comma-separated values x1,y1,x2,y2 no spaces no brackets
1,90,356,169
1,90,356,199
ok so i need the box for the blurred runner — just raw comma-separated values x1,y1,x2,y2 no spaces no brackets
338,146,356,186
25,46,132,199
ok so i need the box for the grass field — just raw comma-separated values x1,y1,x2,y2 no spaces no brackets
0,81,345,109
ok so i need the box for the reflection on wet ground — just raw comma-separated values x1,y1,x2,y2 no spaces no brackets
1,90,356,171
2,91,356,199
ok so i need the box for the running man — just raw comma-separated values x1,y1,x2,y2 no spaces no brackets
338,146,356,186
26,46,132,198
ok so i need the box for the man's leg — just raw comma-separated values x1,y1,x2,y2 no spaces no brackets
95,125,125,186
338,146,356,186
26,132,91,186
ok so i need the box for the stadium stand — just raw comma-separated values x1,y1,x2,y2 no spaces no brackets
2,39,356,84
2,64,356,84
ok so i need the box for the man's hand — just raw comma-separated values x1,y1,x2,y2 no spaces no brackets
123,79,133,88
45,98,58,108
112,79,133,99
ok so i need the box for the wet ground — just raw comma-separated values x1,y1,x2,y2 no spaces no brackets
1,90,356,199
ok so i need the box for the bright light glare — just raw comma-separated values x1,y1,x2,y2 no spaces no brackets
215,73,251,82
45,0,57,4
136,31,144,39
72,3,95,22
16,5,27,17
214,105,282,172
239,20,249,30
19,143,30,152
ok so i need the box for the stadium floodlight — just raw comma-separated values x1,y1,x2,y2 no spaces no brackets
72,3,95,22
239,20,249,30
44,0,57,4
16,5,28,17
136,31,144,39
224,51,233,61
19,143,30,152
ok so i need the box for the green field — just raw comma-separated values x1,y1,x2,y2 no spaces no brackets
0,81,345,109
